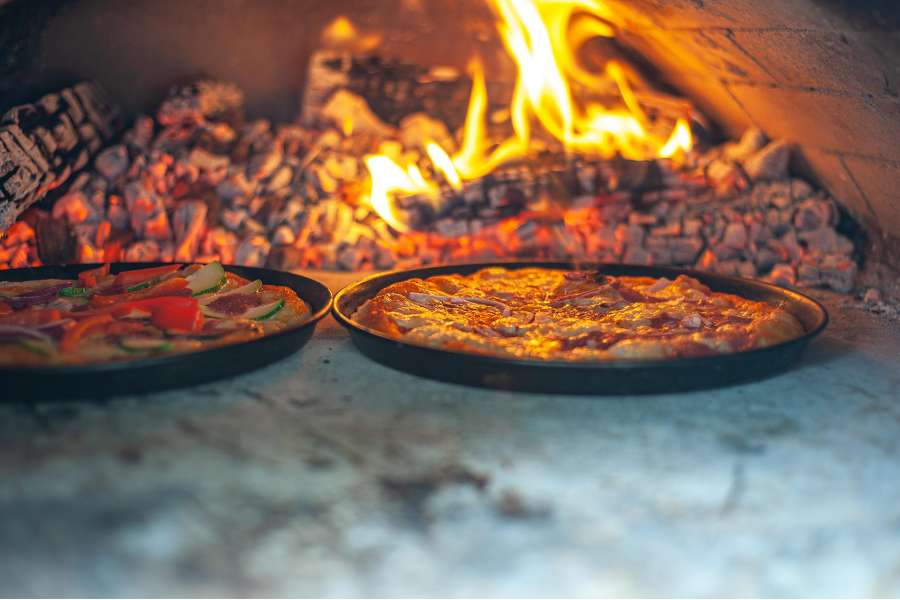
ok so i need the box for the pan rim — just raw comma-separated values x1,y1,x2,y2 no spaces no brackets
333,260,829,371
0,262,333,377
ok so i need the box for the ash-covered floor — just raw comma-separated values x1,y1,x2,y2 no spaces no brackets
1,271,899,596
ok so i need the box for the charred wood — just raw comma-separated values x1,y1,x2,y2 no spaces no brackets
0,82,122,234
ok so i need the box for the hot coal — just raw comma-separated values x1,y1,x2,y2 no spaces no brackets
1,79,861,293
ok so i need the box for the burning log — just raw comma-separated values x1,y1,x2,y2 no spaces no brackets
301,51,487,131
0,82,122,234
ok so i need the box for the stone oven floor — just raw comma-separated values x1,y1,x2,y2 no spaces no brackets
1,271,900,596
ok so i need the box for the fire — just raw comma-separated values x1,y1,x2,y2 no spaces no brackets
658,117,693,158
425,142,462,191
450,58,529,180
363,155,436,233
362,0,693,230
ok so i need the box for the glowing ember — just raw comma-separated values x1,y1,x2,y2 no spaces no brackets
362,0,694,230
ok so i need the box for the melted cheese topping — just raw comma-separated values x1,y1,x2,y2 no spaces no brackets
353,268,805,361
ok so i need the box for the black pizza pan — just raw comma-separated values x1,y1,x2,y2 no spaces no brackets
333,262,829,395
1,263,332,399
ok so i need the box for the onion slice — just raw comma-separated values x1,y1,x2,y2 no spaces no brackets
35,319,75,337
6,283,71,309
0,325,54,344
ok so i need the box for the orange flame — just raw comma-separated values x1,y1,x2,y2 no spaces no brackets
363,155,437,233
426,142,463,190
362,0,693,231
658,117,693,158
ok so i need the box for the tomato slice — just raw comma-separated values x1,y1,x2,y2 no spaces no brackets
90,277,191,307
64,296,203,339
113,264,182,289
78,264,111,288
149,300,204,333
60,314,113,352
111,296,204,333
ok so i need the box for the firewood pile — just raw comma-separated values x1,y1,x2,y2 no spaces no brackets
0,71,860,292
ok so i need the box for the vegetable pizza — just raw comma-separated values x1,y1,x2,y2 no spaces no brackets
0,262,310,366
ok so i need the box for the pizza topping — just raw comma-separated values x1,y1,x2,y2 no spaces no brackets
105,320,152,337
119,337,174,353
0,324,55,343
681,313,704,329
0,307,63,326
18,338,56,356
186,261,227,296
0,262,311,366
114,264,182,291
204,293,262,316
245,299,286,321
558,331,626,351
59,286,88,297
198,279,263,306
90,277,192,307
5,282,72,309
78,264,111,288
408,292,511,315
60,314,114,352
33,319,75,337
646,277,674,293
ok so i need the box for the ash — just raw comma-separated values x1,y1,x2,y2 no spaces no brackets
4,78,860,293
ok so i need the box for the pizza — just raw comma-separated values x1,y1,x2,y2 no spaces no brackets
0,262,311,366
352,267,806,361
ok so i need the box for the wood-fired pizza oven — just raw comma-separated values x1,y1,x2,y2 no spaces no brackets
3,2,900,596
1,0,899,297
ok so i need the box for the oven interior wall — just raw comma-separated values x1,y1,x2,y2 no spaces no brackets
4,0,900,265
600,0,900,263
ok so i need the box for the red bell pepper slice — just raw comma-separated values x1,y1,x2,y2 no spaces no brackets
113,264,182,289
111,296,204,333
78,263,111,288
90,277,191,307
60,313,113,352
105,320,150,337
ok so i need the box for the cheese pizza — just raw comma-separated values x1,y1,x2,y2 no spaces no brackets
353,267,805,361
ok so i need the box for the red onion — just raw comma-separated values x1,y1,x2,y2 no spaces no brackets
0,325,53,344
35,319,75,338
6,283,72,309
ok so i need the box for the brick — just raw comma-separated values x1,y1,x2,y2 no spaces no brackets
617,29,710,80
602,0,840,30
793,149,874,227
665,29,775,83
840,156,900,240
728,84,900,161
616,31,758,136
667,74,756,138
729,30,900,96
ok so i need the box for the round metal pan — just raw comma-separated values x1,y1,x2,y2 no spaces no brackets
1,263,332,399
334,262,829,395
